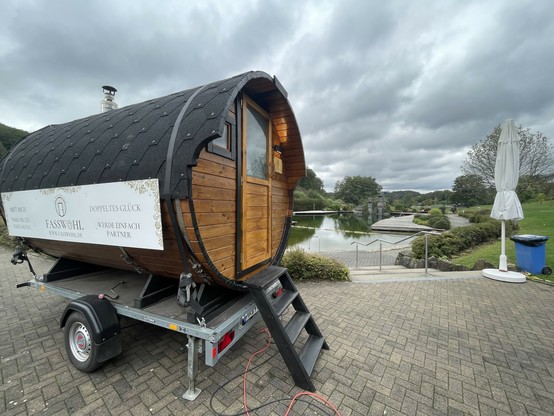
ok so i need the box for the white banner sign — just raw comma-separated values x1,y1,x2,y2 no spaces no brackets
1,179,164,250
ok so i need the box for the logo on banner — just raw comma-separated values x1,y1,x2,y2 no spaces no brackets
55,196,67,217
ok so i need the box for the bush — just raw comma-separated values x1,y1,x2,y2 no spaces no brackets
326,198,351,211
412,215,428,226
293,196,326,211
458,208,490,220
469,214,490,223
428,215,451,230
428,208,442,216
413,213,451,229
281,248,349,281
411,221,502,259
457,209,494,224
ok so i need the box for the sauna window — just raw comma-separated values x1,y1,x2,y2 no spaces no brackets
208,122,235,160
246,106,269,180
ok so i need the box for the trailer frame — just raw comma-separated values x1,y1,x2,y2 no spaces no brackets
20,259,274,401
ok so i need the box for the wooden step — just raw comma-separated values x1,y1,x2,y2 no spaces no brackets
299,335,325,376
273,290,298,316
285,311,311,343
245,266,326,392
243,266,287,290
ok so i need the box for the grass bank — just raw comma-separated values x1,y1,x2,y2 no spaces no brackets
453,200,554,282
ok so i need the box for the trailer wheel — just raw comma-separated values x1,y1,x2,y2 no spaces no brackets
64,311,101,372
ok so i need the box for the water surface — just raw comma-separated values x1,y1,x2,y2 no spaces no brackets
287,214,416,252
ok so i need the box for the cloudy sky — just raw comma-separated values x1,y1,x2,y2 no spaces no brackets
1,0,553,192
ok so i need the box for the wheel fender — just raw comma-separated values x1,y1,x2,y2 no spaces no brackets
61,295,122,362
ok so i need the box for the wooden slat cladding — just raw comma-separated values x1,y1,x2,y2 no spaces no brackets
3,74,307,290
28,239,136,272
28,104,299,286
271,179,290,253
189,147,237,280
255,86,305,191
271,120,293,254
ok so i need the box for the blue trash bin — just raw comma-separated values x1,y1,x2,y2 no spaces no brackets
509,234,550,275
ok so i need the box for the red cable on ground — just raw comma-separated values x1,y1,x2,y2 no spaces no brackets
284,391,341,416
242,327,341,415
243,328,272,416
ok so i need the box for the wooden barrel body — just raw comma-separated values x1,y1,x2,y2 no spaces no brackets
0,72,305,289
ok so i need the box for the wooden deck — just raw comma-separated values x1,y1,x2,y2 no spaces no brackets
370,215,434,232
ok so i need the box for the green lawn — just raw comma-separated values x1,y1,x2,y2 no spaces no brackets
453,200,554,281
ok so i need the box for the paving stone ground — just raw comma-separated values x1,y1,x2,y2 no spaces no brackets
1,247,554,415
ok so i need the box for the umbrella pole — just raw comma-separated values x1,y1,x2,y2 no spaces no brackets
499,220,508,272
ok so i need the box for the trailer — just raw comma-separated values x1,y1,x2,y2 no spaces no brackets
14,252,326,400
4,71,328,398
15,253,280,400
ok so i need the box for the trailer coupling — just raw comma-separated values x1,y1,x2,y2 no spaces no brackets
11,246,37,277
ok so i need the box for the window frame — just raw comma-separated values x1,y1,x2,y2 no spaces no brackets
207,118,236,160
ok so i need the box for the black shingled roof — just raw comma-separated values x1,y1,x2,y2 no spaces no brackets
0,71,288,199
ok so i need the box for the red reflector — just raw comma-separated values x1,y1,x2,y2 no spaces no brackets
218,330,235,353
272,287,283,298
212,347,217,359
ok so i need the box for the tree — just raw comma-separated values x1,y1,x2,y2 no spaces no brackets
294,168,330,211
451,174,493,207
462,124,554,188
0,122,28,158
424,190,454,206
516,175,551,202
298,168,325,194
383,190,420,209
334,176,381,206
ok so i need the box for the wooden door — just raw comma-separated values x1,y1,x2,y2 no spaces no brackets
241,97,271,270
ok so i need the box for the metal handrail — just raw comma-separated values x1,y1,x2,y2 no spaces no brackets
308,236,320,252
350,230,441,274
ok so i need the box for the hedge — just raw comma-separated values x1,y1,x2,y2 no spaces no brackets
411,221,502,259
428,215,451,230
281,248,350,281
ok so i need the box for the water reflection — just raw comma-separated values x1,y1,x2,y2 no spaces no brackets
288,213,415,252
334,213,371,235
286,216,321,247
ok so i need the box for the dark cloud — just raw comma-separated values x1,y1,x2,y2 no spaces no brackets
0,0,552,192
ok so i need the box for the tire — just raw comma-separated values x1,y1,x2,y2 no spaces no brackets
64,311,101,372
542,266,552,275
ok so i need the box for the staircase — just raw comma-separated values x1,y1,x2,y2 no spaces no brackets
244,266,328,392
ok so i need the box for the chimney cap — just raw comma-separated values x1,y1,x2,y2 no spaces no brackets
102,85,117,94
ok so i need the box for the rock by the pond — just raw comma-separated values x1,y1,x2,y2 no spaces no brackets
471,259,495,270
395,250,470,272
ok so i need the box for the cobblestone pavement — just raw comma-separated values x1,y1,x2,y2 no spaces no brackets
1,247,554,415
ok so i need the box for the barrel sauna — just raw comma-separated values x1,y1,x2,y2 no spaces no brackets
0,71,306,289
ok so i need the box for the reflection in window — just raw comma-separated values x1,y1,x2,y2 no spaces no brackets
208,122,235,160
246,106,268,180
212,124,229,150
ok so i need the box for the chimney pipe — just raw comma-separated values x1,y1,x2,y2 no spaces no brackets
101,85,118,113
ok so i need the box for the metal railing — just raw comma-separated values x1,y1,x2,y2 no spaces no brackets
308,236,320,252
350,230,441,275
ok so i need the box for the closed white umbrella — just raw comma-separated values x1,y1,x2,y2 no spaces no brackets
483,119,525,282
490,119,524,222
